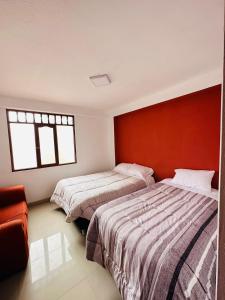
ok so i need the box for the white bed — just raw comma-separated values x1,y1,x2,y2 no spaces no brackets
50,164,155,222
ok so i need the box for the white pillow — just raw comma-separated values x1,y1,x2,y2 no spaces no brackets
161,178,218,200
172,169,215,192
129,163,154,179
113,163,133,176
127,163,154,185
113,163,154,185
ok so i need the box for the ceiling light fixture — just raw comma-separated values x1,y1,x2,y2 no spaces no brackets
89,74,111,87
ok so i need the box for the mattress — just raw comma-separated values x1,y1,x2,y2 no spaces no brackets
50,171,147,222
86,182,217,300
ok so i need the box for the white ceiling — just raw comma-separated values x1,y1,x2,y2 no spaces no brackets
0,0,223,112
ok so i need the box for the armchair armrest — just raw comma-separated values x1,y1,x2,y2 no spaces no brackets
0,185,26,207
0,219,29,278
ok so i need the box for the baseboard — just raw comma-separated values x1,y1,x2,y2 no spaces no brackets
28,198,50,207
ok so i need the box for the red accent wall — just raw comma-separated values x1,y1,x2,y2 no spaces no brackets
114,85,221,188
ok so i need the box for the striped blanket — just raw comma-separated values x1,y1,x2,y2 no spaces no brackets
86,183,217,300
50,171,147,222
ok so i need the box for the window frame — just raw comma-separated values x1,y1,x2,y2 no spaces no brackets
6,109,77,172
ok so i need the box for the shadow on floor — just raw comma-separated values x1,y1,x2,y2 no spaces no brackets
54,207,89,236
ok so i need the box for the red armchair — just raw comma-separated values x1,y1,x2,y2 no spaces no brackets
0,185,29,279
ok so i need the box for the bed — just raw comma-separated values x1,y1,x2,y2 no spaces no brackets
50,163,155,222
86,178,218,300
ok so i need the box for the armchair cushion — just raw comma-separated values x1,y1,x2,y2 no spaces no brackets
0,219,29,278
0,201,28,224
0,185,26,207
0,185,29,279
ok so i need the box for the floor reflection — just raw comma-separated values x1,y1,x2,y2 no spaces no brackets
30,232,72,283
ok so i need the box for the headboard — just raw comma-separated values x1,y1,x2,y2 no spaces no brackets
114,85,221,188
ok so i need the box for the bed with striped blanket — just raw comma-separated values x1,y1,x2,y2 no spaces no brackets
86,182,217,300
50,171,148,222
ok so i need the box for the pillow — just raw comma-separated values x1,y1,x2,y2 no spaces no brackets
113,163,154,185
113,163,133,176
126,163,155,184
130,164,154,186
172,169,215,192
130,163,154,177
161,178,218,200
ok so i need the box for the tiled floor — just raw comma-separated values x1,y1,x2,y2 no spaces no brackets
0,202,122,300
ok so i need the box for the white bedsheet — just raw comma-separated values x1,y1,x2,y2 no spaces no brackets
50,171,149,222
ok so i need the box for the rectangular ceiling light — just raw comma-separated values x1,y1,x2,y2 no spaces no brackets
89,74,111,87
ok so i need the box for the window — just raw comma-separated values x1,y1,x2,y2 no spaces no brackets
7,109,76,171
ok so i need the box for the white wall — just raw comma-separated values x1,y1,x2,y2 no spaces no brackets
0,96,115,203
111,68,223,116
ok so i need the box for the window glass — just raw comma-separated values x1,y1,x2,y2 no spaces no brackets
57,125,75,164
26,112,34,123
7,109,76,170
10,123,37,170
38,126,56,165
8,111,17,122
34,113,41,123
62,116,67,125
18,112,26,122
42,114,48,124
56,116,61,124
49,115,55,124
68,117,73,125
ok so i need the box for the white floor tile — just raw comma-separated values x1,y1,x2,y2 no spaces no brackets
0,202,121,300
